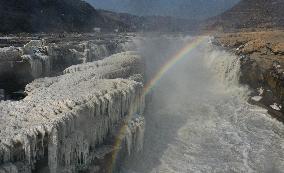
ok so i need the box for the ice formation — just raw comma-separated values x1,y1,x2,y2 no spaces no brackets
0,34,135,87
125,116,145,155
0,51,145,173
0,47,23,62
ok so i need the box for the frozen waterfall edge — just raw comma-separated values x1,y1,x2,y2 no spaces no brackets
0,51,145,173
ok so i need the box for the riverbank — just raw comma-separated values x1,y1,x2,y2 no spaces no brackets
213,30,284,121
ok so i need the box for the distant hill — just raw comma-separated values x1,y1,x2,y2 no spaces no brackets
98,9,199,32
87,0,240,21
0,0,200,34
0,0,128,33
205,0,284,31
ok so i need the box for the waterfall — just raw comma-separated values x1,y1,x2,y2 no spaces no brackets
23,40,52,78
205,45,250,99
28,56,43,78
122,35,284,173
84,43,110,62
26,54,51,78
41,55,51,75
125,116,145,155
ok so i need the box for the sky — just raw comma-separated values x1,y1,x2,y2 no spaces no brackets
86,0,240,20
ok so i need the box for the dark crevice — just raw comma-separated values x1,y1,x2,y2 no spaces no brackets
0,74,29,101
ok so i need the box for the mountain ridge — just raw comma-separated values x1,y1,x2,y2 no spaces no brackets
0,0,199,33
205,0,284,31
98,9,199,32
0,0,128,33
86,0,240,20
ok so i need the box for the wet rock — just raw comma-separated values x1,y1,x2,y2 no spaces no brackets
214,31,284,120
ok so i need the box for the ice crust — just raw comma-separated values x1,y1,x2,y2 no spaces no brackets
0,37,133,80
0,51,145,173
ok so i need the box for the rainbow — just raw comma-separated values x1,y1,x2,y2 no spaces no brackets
142,35,207,96
108,35,208,172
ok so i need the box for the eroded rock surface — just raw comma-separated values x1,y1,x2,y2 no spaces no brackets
214,31,284,120
0,51,145,173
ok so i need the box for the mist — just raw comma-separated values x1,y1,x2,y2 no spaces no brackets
0,0,283,172
118,35,284,173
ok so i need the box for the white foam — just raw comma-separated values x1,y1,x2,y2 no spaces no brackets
122,35,284,173
251,96,262,102
270,103,282,111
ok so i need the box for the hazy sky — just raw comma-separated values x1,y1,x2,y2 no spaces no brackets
86,0,240,20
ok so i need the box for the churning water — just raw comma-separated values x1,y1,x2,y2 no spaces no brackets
121,35,284,173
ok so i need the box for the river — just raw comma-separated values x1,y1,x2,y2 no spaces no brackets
120,35,284,173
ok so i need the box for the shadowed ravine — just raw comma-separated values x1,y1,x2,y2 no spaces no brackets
120,36,284,173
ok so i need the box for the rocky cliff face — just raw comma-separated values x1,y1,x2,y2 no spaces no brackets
206,0,284,119
0,51,145,172
213,31,284,120
0,33,134,100
0,0,128,33
206,0,284,31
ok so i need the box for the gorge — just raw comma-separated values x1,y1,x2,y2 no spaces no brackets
121,35,284,173
0,0,283,172
0,34,283,172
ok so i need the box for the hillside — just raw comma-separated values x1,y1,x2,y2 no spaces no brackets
206,0,284,31
98,9,199,32
0,0,128,33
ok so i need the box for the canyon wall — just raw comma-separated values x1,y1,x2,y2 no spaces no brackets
0,34,134,100
213,31,284,120
0,51,145,173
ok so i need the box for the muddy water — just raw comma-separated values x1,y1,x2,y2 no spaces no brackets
121,36,284,173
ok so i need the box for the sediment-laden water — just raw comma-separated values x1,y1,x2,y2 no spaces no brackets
121,35,284,173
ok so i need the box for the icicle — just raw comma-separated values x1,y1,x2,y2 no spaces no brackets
29,57,43,78
125,126,132,155
0,50,145,172
48,128,59,173
41,55,51,76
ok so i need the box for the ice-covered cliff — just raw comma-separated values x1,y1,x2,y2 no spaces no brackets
0,51,145,173
0,34,135,100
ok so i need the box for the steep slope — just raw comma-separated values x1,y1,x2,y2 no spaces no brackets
0,0,127,33
87,0,240,20
98,9,199,32
206,0,284,31
214,31,284,119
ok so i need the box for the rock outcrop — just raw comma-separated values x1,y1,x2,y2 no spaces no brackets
0,51,145,172
213,31,284,120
